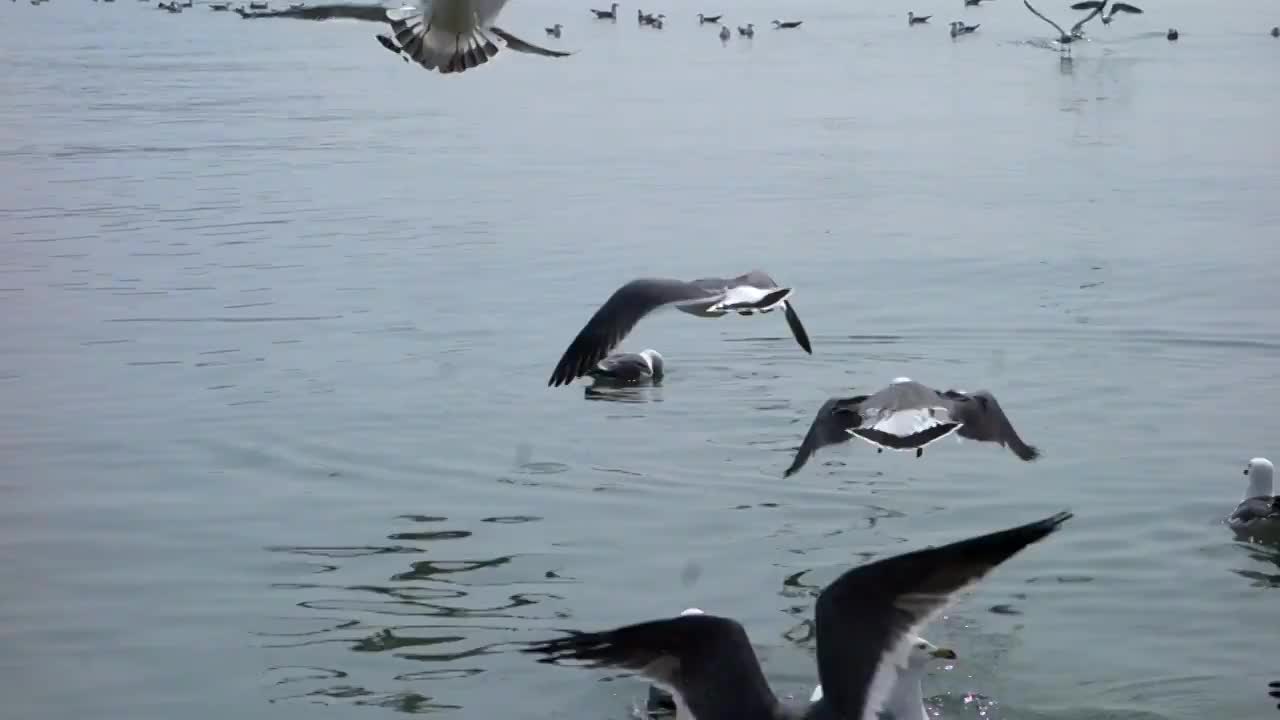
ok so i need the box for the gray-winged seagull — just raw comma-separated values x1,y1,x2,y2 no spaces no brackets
524,512,1072,720
645,609,957,720
784,378,1039,478
1023,0,1090,49
547,271,812,388
382,0,572,74
1227,458,1280,541
587,348,665,385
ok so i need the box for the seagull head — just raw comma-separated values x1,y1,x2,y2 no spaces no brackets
906,635,958,670
1244,457,1274,498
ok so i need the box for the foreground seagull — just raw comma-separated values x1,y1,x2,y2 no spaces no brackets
586,349,665,385
547,271,812,388
646,609,958,720
908,11,931,25
1227,458,1280,541
382,0,572,73
525,512,1072,720
784,378,1039,478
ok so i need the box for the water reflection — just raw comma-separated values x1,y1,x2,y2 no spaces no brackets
259,513,558,713
584,384,665,403
1229,541,1280,588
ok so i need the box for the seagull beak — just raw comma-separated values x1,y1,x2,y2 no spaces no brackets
930,646,958,660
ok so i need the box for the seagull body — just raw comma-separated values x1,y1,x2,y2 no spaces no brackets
908,11,931,25
586,349,665,385
784,378,1039,478
590,2,618,19
547,271,812,388
1228,458,1280,541
1271,26,1279,38
719,24,730,40
382,0,572,74
1166,27,1178,40
698,12,722,24
638,8,656,25
525,513,1072,720
772,19,802,29
545,22,562,37
949,20,979,36
738,22,754,36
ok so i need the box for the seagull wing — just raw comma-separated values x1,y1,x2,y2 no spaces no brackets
948,390,1040,461
784,396,867,477
1022,0,1068,37
1068,0,1105,10
813,512,1073,720
1109,2,1142,14
1069,3,1104,35
522,614,780,720
489,26,574,56
548,279,716,387
783,302,813,354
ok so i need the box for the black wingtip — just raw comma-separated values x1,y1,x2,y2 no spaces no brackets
1016,444,1041,462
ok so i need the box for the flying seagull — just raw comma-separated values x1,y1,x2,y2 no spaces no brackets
645,609,957,720
1022,0,1086,49
524,512,1073,720
586,348,665,385
783,378,1039,478
547,271,812,388
382,0,572,74
1227,458,1280,541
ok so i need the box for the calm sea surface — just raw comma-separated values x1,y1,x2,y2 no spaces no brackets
2,1,1279,718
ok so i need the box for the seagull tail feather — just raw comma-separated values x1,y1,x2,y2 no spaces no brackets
388,9,499,74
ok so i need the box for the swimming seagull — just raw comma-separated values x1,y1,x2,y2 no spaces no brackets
646,609,958,720
1166,27,1178,40
963,0,993,6
234,2,390,21
1269,680,1280,709
586,348,665,385
950,20,980,36
524,512,1073,720
547,271,812,388
908,11,931,25
545,22,562,37
698,12,722,24
738,22,754,36
1022,0,1082,51
1271,26,1279,38
783,378,1039,478
772,19,803,28
382,0,572,74
590,2,618,20
719,24,730,41
1227,458,1280,541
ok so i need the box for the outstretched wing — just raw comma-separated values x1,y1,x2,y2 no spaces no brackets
948,390,1040,461
489,26,574,56
1023,0,1069,37
784,396,866,477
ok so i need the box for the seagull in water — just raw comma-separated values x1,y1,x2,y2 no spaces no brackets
698,12,722,24
772,19,803,28
784,378,1039,478
908,11,931,25
645,609,958,720
949,20,980,36
546,271,812,388
524,512,1072,720
1227,458,1280,542
719,24,730,41
380,0,572,74
545,22,562,37
738,22,754,36
586,349,665,386
590,2,618,20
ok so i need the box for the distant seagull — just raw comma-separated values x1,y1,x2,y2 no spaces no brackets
1022,0,1082,51
698,12,722,24
586,348,665,386
1269,680,1280,709
590,2,618,20
963,0,993,6
248,0,266,8
650,15,664,29
1271,26,1279,38
908,11,931,25
738,22,754,36
238,3,390,21
209,1,230,8
524,512,1073,720
547,271,812,388
645,608,957,720
784,378,1039,478
1166,27,1178,40
719,24,730,41
383,0,572,74
1227,458,1280,541
638,8,655,24
288,1,303,7
950,20,980,36
545,22,562,37
773,19,803,28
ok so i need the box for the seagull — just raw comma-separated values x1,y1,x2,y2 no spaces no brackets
235,3,390,21
585,349,665,386
772,19,803,28
1100,1,1142,25
547,271,812,388
1269,680,1280,709
1166,27,1178,40
650,15,664,29
1227,458,1280,541
638,8,656,24
645,609,957,720
1022,0,1082,51
209,1,230,8
949,20,980,36
383,0,572,74
1271,26,1279,38
719,24,730,41
1069,0,1141,36
738,22,754,36
783,378,1039,478
698,12,722,24
524,512,1073,720
590,2,618,20
545,22,562,37
963,0,993,6
908,11,931,25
